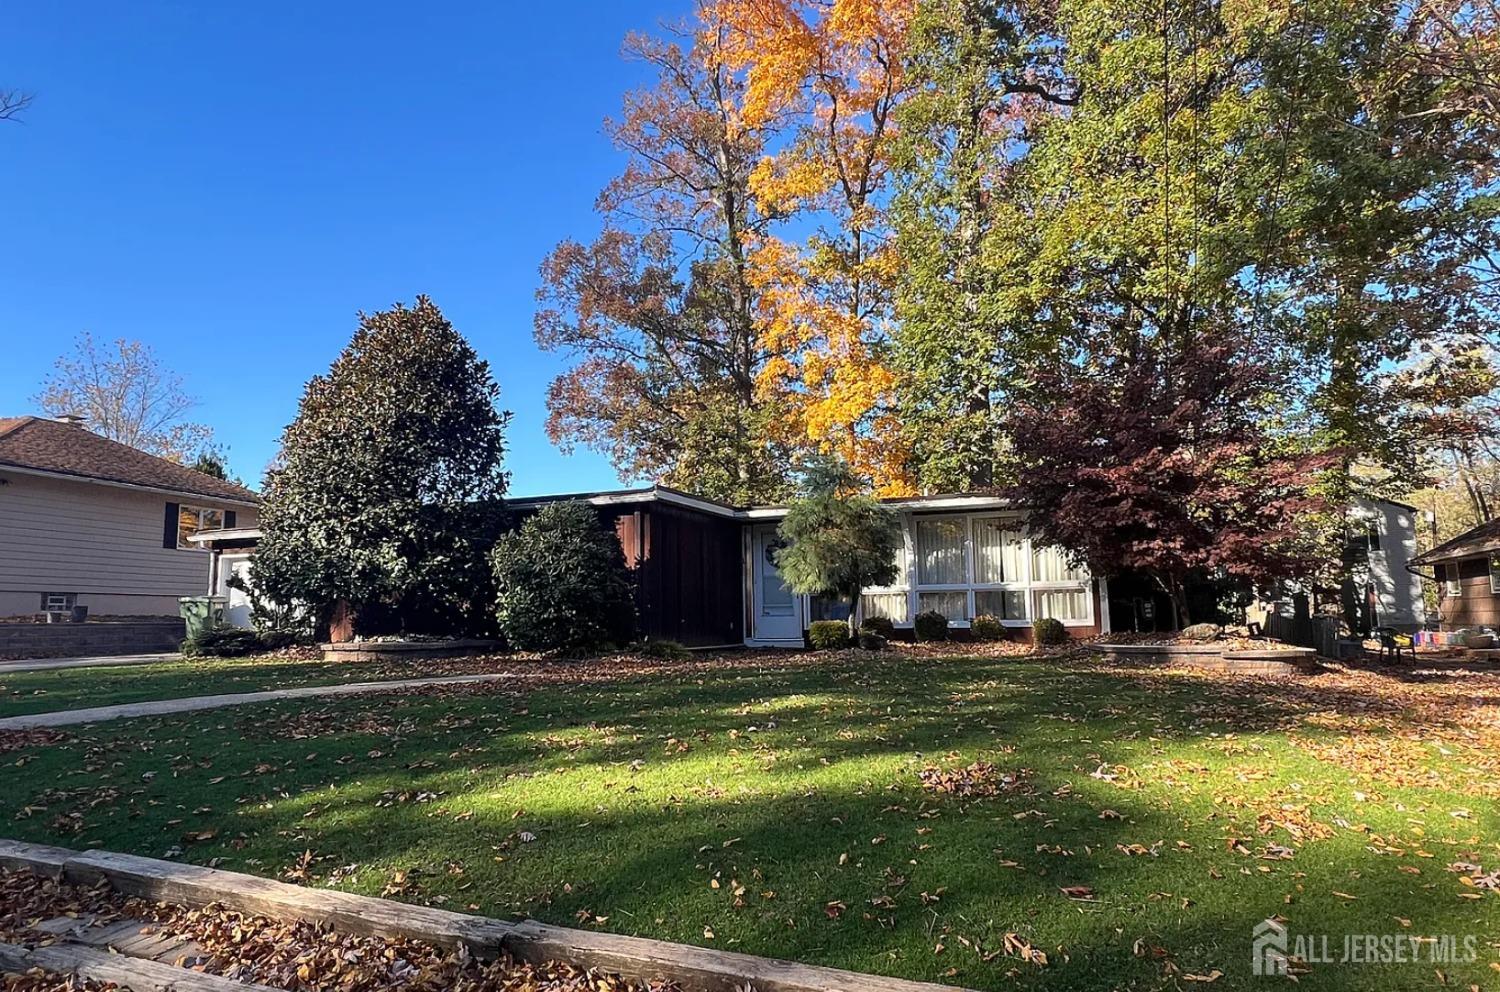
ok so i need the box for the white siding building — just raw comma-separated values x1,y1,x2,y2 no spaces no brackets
0,416,259,618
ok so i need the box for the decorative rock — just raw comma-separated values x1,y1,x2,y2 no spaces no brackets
1181,623,1224,642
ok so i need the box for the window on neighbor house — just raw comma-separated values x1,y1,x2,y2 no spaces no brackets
1344,519,1382,561
40,592,76,612
1444,563,1462,598
177,506,225,550
1491,555,1500,596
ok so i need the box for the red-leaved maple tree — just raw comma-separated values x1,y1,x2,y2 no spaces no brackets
1002,337,1337,628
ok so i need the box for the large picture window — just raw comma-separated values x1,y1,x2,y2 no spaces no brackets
866,513,1093,629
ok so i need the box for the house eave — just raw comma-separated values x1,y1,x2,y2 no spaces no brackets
508,485,1019,521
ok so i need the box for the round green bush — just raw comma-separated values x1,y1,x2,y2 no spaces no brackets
913,610,949,642
858,630,889,651
809,620,852,650
492,501,638,653
1032,617,1068,646
971,614,1005,641
860,616,895,639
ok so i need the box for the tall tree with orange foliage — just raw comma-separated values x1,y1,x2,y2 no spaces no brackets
712,0,917,494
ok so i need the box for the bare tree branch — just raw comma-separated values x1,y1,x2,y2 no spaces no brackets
0,89,33,123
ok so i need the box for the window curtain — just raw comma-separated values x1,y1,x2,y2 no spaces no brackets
916,518,966,585
1031,544,1086,583
974,518,1024,584
861,592,909,623
918,591,969,620
1036,588,1088,621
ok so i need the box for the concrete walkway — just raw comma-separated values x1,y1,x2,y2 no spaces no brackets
0,673,513,731
0,653,179,675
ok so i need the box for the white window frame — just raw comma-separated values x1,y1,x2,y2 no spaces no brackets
912,513,977,626
176,505,225,551
1444,562,1462,598
842,512,1094,630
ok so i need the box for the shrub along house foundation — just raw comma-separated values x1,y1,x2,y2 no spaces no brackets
194,486,1110,647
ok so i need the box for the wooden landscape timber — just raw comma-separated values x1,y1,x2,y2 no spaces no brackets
0,941,286,992
0,839,973,992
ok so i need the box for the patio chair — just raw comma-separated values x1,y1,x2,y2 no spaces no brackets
1373,626,1416,664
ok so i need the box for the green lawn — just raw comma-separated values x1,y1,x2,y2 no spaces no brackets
0,653,509,718
2,651,1496,991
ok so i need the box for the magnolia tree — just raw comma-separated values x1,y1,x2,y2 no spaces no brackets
775,459,903,638
253,297,511,638
1003,337,1336,629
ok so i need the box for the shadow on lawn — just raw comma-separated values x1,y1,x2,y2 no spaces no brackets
6,653,1497,991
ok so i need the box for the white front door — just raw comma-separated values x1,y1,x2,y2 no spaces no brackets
751,525,802,643
221,555,254,629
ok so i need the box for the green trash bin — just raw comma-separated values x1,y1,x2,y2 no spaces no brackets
178,596,228,642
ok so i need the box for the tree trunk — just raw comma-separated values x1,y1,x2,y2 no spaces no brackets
847,589,861,640
1153,573,1192,631
1169,578,1191,631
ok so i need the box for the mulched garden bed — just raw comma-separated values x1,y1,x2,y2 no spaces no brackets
0,867,684,992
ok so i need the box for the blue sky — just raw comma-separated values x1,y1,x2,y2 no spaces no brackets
1,2,691,496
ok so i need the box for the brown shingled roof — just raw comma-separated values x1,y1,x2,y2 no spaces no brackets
0,416,259,504
1409,516,1500,567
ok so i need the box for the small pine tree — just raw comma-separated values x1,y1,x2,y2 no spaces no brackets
775,459,903,638
253,297,510,638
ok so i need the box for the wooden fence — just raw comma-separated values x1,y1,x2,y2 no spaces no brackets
1263,612,1343,658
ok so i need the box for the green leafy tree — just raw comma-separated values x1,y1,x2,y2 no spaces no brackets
253,297,510,638
893,0,1498,513
491,501,637,652
893,0,1073,492
775,459,903,638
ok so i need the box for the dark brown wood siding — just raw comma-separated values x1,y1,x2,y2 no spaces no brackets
617,503,742,647
515,500,744,648
1436,556,1500,628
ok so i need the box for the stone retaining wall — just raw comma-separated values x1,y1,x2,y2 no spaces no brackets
319,639,502,663
1100,643,1319,675
0,620,184,659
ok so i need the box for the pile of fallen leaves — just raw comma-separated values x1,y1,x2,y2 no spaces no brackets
0,730,70,755
918,760,1027,798
0,868,686,992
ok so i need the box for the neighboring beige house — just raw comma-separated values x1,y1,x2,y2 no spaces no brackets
0,415,260,618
